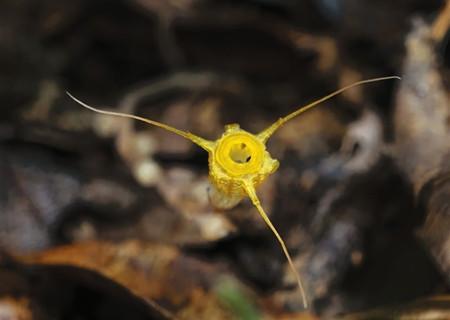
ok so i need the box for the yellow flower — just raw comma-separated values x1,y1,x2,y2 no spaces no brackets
68,75,400,309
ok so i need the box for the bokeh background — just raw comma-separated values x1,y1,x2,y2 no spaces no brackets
0,1,449,319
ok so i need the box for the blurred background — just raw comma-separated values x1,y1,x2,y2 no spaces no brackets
0,0,449,319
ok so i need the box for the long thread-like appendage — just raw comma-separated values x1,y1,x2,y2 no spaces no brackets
243,180,308,309
66,92,214,152
258,76,401,142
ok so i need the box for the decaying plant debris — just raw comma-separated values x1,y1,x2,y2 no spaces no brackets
0,0,449,319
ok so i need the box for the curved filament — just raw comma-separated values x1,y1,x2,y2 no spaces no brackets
66,92,214,152
258,76,401,142
242,180,308,309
